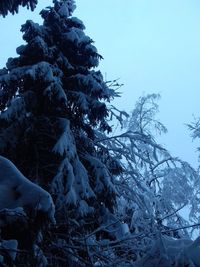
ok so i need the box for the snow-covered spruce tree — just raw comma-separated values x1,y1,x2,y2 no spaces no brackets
0,0,38,17
0,0,121,265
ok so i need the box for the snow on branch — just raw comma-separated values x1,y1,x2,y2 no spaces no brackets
0,155,55,223
52,118,76,157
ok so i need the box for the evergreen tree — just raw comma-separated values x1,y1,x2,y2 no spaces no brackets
0,0,121,265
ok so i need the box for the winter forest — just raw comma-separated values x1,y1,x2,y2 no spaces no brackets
1,0,200,266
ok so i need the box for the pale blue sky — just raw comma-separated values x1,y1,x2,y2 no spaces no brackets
1,0,200,167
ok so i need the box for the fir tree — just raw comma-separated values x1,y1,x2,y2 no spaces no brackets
0,0,121,265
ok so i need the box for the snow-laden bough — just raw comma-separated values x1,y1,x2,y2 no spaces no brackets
0,155,55,224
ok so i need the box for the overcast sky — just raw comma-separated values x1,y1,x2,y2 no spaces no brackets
1,0,200,167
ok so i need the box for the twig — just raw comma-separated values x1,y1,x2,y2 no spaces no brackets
158,203,187,223
161,222,200,234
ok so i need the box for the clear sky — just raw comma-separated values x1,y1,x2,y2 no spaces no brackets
1,0,200,167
